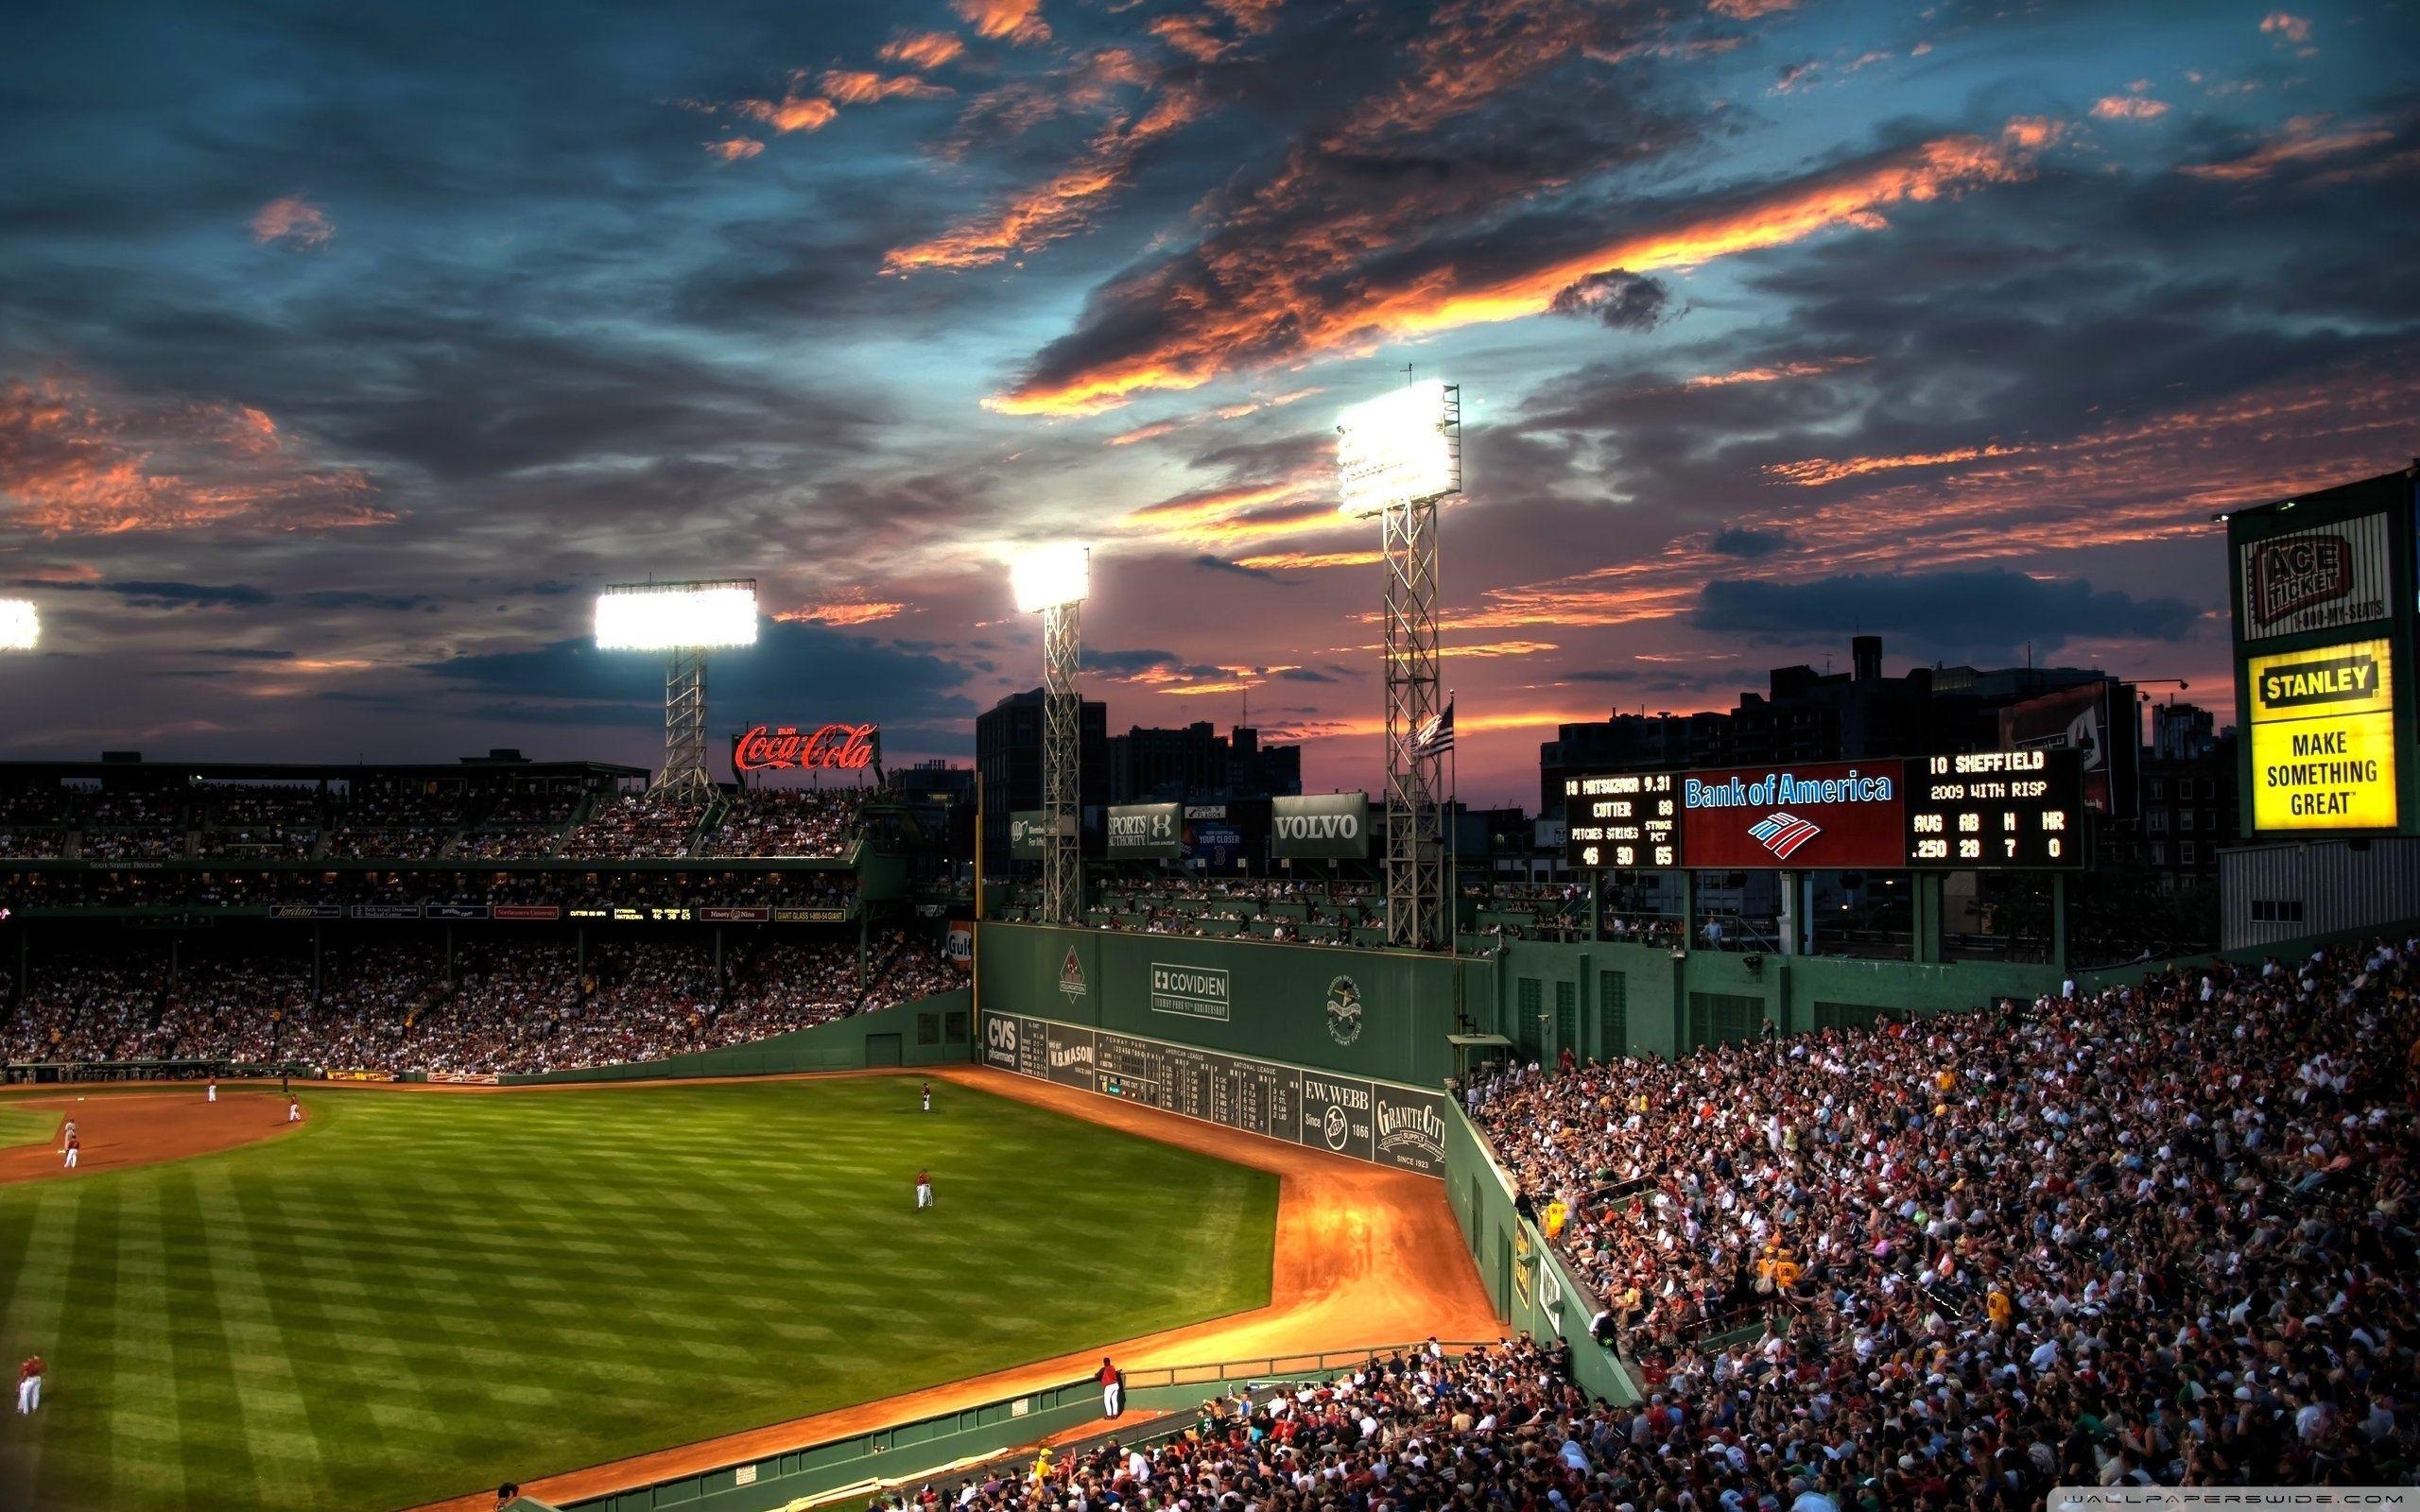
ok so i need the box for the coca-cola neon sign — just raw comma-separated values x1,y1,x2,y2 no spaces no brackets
733,723,879,775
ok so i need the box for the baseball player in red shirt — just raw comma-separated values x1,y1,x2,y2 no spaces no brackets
62,1131,78,1170
15,1355,42,1415
915,1168,933,1211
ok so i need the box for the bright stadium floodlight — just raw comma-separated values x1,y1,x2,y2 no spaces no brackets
1011,544,1089,924
594,578,758,801
1337,378,1460,518
0,599,36,651
1010,543,1091,614
593,581,758,650
1337,378,1461,951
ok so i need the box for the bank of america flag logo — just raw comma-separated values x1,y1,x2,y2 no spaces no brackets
1410,702,1456,757
1748,811,1823,859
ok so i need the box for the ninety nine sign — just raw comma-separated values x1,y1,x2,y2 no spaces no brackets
732,723,878,777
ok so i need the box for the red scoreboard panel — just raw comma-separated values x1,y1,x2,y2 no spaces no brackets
1678,763,1908,870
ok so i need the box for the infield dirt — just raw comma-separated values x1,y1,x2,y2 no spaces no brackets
0,1090,297,1185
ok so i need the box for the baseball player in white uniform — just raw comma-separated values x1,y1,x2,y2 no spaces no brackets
915,1168,933,1210
207,1080,217,1103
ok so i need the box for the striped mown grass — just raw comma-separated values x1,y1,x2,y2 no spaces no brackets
0,1105,59,1149
0,1077,1278,1512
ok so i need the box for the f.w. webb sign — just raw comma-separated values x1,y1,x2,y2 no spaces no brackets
1272,793,1370,860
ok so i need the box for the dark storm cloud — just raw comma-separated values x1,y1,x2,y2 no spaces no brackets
1695,570,2197,656
1707,526,1795,560
103,581,275,608
1548,270,1675,332
1192,555,1288,582
1084,647,1183,676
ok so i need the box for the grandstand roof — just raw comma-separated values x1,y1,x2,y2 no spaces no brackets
0,751,648,783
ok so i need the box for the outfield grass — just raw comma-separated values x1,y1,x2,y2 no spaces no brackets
0,1078,1278,1512
0,1105,59,1149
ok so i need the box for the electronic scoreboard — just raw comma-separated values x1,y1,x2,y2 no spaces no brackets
1561,770,1680,869
1902,748,2083,868
1564,749,2085,871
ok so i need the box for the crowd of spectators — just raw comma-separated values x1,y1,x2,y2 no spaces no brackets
0,868,856,914
560,792,708,860
701,788,864,858
324,788,469,860
1467,937,2420,1498
914,1341,1627,1512
2,928,962,1074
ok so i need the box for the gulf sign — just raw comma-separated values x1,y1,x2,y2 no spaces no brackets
1680,763,1905,870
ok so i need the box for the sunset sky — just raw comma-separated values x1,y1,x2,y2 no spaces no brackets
3,0,2415,805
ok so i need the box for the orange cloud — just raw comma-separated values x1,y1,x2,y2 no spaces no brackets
1765,443,2030,488
1681,356,1867,387
954,0,1049,45
1150,13,1230,61
992,123,2047,415
880,30,967,70
735,90,838,135
2259,11,2310,43
888,83,1201,273
0,374,389,536
4,561,101,584
777,598,908,627
1709,0,1796,16
1105,387,1322,445
2180,114,2393,180
2092,94,2169,121
1233,549,1383,571
251,197,333,249
708,138,766,163
820,70,952,105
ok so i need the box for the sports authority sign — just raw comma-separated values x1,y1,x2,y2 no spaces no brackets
1105,801,1182,859
1679,762,1905,870
982,1012,1447,1176
2238,513,2392,642
1271,793,1371,860
731,722,878,778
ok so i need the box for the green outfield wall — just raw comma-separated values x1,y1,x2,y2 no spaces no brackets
1442,1098,1636,1406
496,989,971,1084
976,924,1489,1089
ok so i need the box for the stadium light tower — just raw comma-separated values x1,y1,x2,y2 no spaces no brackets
594,579,758,802
1337,378,1461,952
0,600,36,652
1011,545,1089,926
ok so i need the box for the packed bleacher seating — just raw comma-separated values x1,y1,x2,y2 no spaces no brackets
193,784,322,859
0,867,856,914
912,1340,1611,1512
323,786,468,860
2,928,960,1074
699,787,863,858
458,787,587,859
560,791,707,860
1466,936,2420,1494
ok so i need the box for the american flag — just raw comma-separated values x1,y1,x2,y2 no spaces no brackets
1410,701,1456,757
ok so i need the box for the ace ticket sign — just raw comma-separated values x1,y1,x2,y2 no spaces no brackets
2247,639,2399,833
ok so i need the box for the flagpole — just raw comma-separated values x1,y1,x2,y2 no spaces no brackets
1447,689,1458,957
